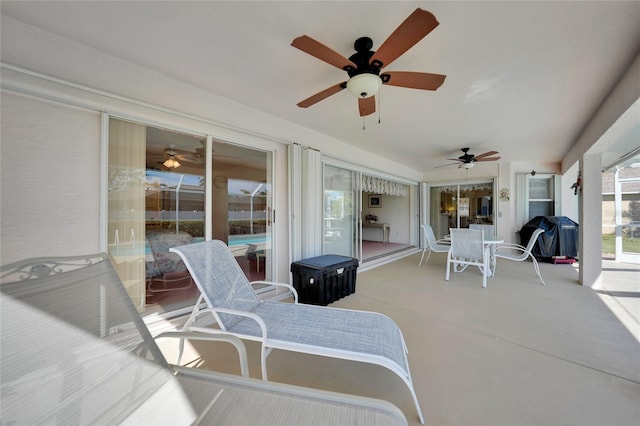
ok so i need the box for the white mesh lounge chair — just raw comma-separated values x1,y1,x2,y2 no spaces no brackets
495,228,546,285
418,224,450,266
0,254,408,425
146,231,194,297
446,228,491,288
170,240,425,424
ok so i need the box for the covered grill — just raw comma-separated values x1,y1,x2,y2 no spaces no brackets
520,216,579,260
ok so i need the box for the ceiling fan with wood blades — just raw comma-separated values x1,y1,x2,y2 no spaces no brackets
291,8,446,117
436,148,501,169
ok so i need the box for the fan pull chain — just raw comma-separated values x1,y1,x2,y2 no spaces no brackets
362,117,366,131
378,90,381,124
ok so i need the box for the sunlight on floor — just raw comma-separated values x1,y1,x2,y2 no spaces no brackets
593,260,640,343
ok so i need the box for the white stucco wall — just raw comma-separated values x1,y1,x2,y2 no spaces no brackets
1,93,101,263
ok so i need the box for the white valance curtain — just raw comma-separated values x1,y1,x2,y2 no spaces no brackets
437,183,493,193
360,175,409,196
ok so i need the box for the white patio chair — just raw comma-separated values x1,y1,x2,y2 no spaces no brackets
469,223,495,237
446,228,491,288
170,240,425,424
418,224,450,266
0,254,408,425
495,228,546,285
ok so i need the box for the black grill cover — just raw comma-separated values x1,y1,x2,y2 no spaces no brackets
520,216,579,259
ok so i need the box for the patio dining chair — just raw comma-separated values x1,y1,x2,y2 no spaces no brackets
446,228,491,288
419,224,450,266
469,223,495,237
494,227,546,285
0,253,408,425
170,240,425,424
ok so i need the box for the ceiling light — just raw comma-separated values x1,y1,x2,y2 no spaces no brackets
163,157,181,169
346,73,382,98
460,162,475,169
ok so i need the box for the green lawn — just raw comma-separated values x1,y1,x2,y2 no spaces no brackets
602,234,640,254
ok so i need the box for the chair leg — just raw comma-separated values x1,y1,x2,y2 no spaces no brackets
177,337,186,365
482,256,489,288
418,248,432,266
445,252,451,281
531,256,546,285
261,344,269,381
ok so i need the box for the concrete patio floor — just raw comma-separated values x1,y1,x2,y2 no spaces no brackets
158,253,640,425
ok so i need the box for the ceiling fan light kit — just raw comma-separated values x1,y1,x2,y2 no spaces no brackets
346,73,382,98
163,157,181,169
291,8,445,118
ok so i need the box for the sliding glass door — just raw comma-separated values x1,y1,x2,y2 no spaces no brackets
214,143,273,282
430,180,495,239
108,117,274,316
323,162,419,262
323,164,359,258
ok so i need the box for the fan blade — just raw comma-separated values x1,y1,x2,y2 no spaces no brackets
382,71,446,90
474,150,499,160
476,156,501,162
369,8,439,69
291,35,356,70
435,163,459,168
359,96,376,116
446,158,463,162
297,82,346,108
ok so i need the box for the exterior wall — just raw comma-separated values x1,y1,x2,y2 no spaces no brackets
0,16,423,278
1,93,101,263
561,161,580,225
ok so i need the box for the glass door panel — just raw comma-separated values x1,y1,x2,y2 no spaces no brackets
431,186,456,238
110,119,275,316
108,118,147,311
323,164,357,257
212,141,273,285
430,181,495,236
143,126,206,316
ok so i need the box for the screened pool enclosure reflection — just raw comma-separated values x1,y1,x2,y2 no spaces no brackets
108,117,272,315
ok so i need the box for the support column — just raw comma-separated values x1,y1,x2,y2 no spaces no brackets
578,154,603,287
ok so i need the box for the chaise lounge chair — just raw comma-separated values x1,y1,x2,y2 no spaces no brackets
1,253,408,425
170,239,425,424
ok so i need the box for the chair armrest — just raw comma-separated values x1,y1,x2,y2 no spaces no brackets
191,307,269,340
251,280,299,303
496,243,526,253
155,331,249,377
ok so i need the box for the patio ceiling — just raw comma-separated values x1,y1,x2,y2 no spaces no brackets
1,1,639,172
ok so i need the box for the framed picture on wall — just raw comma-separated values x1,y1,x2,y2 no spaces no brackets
368,194,382,208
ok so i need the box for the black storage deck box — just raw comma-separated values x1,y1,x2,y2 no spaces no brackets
290,255,359,305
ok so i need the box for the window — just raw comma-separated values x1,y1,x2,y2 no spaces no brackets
516,174,559,228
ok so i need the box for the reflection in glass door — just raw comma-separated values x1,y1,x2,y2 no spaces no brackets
109,117,274,316
212,142,272,288
430,181,495,239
